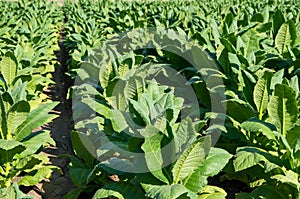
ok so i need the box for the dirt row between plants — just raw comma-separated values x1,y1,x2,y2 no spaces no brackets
22,26,76,198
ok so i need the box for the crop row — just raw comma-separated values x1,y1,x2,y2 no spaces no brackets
63,0,300,198
0,1,62,198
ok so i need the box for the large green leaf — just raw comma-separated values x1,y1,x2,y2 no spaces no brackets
19,131,55,158
146,184,197,199
224,99,257,123
70,131,95,167
286,125,300,150
17,165,57,186
238,29,259,58
68,156,99,187
92,183,146,199
275,21,297,54
0,52,17,86
14,102,59,141
272,9,285,37
7,101,30,140
267,84,298,136
173,117,197,156
233,146,281,172
172,136,210,184
241,118,276,140
253,71,272,119
0,139,25,163
271,170,300,190
141,131,170,184
183,148,232,192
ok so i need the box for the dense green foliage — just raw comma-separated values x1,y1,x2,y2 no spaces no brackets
0,0,62,198
64,0,300,198
0,0,299,198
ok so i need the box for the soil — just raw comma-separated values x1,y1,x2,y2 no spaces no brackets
22,28,76,199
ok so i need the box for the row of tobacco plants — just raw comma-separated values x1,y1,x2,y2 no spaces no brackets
63,0,300,198
0,0,300,198
0,0,63,198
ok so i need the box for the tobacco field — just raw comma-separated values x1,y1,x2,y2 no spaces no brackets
0,0,300,198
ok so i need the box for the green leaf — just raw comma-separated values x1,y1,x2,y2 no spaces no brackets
0,95,8,140
141,132,170,184
68,156,99,187
275,21,297,54
14,102,59,141
239,29,259,58
18,166,57,186
19,131,55,158
271,170,300,190
233,146,281,172
183,148,232,192
273,9,285,37
0,52,17,86
93,183,146,199
224,99,257,123
241,70,256,108
270,69,284,90
173,117,197,156
0,183,33,199
146,184,197,199
7,101,30,140
267,84,298,136
172,136,210,184
71,131,95,167
198,185,227,199
0,139,25,163
236,184,289,199
286,125,300,150
241,118,276,140
98,157,135,175
196,148,232,177
253,71,272,119
11,82,27,103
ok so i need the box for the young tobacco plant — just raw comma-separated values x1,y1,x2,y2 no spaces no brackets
221,69,300,198
69,78,232,199
0,91,59,197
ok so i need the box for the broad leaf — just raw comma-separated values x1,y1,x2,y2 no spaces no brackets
0,139,25,163
267,84,298,136
271,170,300,190
93,183,146,199
14,102,59,141
173,117,197,157
141,132,170,184
0,52,17,86
7,101,30,140
241,118,276,140
275,21,297,54
224,99,257,123
146,184,197,199
233,146,281,172
253,71,272,119
183,148,232,192
172,136,210,183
